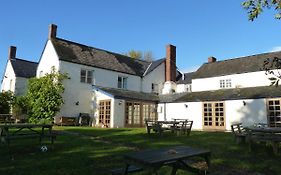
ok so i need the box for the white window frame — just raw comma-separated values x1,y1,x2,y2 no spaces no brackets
151,83,159,93
118,76,127,89
80,69,94,84
220,79,231,89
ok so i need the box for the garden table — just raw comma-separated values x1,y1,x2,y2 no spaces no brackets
123,146,211,175
245,126,281,155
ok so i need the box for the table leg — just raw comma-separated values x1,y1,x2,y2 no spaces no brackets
122,164,129,175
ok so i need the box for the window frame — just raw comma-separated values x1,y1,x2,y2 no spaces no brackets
219,79,232,89
80,69,94,84
117,76,128,89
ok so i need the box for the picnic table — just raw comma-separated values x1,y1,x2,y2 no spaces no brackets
145,119,193,136
245,126,281,155
118,146,211,175
0,123,56,148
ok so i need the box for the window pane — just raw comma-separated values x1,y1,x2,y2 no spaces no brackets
123,77,127,89
118,77,122,88
87,71,93,84
80,70,86,83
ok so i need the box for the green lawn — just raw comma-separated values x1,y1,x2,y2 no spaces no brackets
0,127,280,175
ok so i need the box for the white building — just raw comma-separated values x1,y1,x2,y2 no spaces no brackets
37,24,180,127
1,46,38,96
2,24,281,130
159,54,281,131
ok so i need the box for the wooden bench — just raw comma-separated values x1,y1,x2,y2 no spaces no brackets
231,123,247,144
58,116,78,126
172,120,193,136
110,165,143,175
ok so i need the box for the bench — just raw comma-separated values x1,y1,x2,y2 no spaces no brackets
172,120,193,136
110,165,143,175
78,113,91,126
58,116,78,126
231,123,247,144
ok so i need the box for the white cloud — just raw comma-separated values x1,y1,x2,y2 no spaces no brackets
180,65,200,73
270,46,281,52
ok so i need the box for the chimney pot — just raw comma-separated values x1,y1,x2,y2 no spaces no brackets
208,56,217,63
8,46,17,60
48,24,57,39
166,44,176,82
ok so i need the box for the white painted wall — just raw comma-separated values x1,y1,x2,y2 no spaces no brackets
1,61,16,93
192,71,272,92
158,102,203,130
36,40,60,77
176,84,191,93
142,63,165,93
225,99,267,130
158,98,268,131
113,99,125,128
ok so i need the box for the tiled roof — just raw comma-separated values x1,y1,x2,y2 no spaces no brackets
95,86,159,102
10,58,38,78
193,51,281,79
176,72,194,84
144,58,165,76
160,86,281,103
51,38,153,76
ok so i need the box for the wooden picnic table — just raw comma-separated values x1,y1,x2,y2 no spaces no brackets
244,126,281,155
0,123,55,148
122,146,211,175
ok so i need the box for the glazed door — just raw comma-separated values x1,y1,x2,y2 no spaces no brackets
203,102,225,130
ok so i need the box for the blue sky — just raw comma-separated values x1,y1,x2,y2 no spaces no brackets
0,0,281,84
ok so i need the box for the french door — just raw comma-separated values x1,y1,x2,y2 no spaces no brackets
267,98,281,127
202,102,225,130
99,100,111,127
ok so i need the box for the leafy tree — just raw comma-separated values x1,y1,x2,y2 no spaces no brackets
242,0,281,21
26,67,68,124
263,57,281,86
126,50,142,59
12,95,28,120
126,50,154,61
0,91,14,114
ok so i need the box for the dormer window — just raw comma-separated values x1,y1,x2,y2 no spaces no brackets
118,76,127,89
220,79,231,89
80,69,93,84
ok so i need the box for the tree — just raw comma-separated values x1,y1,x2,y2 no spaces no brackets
26,67,68,124
126,50,142,59
143,51,154,62
0,91,14,114
242,0,281,21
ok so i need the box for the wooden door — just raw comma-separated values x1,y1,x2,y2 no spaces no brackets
203,102,225,130
99,100,111,127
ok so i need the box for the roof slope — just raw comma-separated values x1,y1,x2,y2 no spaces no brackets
193,51,281,79
176,72,195,84
10,58,38,78
95,86,159,102
51,38,152,76
160,86,281,103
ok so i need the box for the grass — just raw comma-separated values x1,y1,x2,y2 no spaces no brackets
1,127,281,175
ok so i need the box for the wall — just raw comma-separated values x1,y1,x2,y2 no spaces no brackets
158,98,268,131
158,102,203,130
58,60,142,118
36,40,60,76
142,63,165,93
225,99,267,130
192,71,272,92
1,61,16,93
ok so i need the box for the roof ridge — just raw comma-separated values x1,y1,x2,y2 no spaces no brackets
208,50,281,64
53,37,152,64
11,58,38,64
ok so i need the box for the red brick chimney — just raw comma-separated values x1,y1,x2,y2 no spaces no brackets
208,56,217,63
165,44,176,82
8,46,17,60
48,24,57,39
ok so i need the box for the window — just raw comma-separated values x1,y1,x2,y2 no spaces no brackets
39,71,43,77
203,102,225,130
118,76,127,89
80,69,93,84
220,79,231,88
267,99,281,127
151,83,159,93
